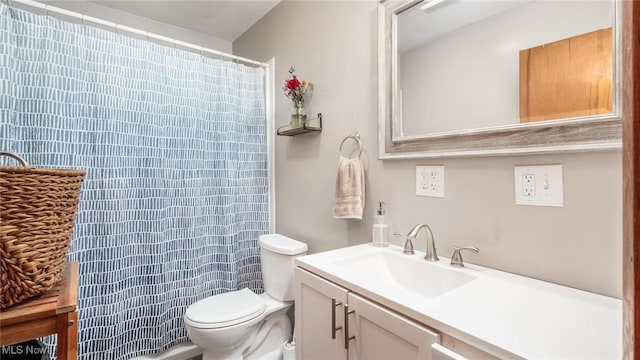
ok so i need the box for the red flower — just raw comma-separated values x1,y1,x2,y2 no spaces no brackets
287,78,300,90
283,66,312,104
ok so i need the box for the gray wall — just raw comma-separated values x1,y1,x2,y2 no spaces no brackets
234,0,622,298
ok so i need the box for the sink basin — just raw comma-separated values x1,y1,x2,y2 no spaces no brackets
333,250,476,298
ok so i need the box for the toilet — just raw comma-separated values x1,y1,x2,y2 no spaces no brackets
184,234,308,360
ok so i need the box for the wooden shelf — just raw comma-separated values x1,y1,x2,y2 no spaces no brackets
1,262,80,360
277,113,322,136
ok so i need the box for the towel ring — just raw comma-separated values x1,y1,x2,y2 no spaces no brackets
339,132,362,159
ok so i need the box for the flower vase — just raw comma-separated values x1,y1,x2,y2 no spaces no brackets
290,102,307,129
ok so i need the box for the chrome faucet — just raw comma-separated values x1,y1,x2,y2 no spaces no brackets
394,233,415,255
450,246,479,268
394,223,439,261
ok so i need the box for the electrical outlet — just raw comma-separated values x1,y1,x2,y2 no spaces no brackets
514,165,563,207
429,171,439,191
522,174,535,197
416,165,444,198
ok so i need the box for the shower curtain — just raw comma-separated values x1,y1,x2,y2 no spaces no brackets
0,4,268,359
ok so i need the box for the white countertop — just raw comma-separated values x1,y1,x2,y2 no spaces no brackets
295,244,622,359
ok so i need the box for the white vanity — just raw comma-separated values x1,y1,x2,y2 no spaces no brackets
294,244,621,359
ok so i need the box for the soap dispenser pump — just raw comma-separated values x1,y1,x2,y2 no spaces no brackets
372,201,390,247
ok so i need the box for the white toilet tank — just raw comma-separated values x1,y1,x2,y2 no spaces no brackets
259,234,308,301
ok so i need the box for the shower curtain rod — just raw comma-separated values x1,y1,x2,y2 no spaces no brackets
4,0,269,68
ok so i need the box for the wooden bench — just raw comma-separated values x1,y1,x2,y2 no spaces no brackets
1,261,79,360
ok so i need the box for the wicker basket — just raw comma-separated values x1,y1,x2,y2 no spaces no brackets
0,152,86,309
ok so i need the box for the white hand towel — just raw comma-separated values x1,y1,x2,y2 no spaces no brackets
333,156,365,220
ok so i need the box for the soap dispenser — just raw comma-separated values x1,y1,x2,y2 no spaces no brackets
372,202,390,247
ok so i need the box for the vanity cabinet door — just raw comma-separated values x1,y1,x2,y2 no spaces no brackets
346,292,440,360
295,268,349,360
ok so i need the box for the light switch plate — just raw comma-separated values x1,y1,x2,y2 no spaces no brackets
416,165,444,198
514,164,563,207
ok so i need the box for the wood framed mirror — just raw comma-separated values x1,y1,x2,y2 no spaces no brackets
378,0,622,159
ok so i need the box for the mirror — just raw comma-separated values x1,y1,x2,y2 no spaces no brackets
378,0,622,159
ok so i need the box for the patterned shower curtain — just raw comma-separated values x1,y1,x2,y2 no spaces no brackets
0,4,268,359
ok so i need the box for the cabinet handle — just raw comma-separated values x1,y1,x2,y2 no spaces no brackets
344,304,355,350
331,298,342,339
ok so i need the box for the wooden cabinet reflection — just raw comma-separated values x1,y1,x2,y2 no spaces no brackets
520,28,613,123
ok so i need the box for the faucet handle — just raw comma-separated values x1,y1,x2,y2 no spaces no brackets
393,233,415,255
450,246,479,268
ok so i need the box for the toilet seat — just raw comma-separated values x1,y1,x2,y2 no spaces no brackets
184,288,266,329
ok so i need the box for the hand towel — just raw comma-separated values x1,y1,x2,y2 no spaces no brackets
333,156,365,220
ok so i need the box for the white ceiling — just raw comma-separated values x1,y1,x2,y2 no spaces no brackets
90,0,280,42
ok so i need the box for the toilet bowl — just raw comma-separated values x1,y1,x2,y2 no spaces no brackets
184,234,307,360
